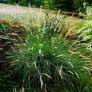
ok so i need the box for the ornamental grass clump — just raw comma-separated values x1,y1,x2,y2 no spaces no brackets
8,18,86,92
9,34,79,92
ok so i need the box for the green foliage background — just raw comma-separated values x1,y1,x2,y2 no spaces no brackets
1,0,90,12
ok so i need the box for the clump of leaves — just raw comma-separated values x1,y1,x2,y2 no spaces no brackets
3,13,89,92
7,25,86,92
